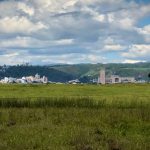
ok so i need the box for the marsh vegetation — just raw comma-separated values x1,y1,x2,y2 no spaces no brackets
0,84,149,149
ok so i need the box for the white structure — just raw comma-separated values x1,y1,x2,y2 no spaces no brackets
9,77,17,83
1,77,17,83
121,77,135,83
136,80,146,83
26,76,34,83
108,76,135,84
68,79,80,84
35,73,40,79
42,76,48,84
4,77,9,83
92,78,98,83
0,74,48,84
111,75,121,84
16,79,27,84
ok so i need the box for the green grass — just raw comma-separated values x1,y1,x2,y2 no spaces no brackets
0,83,149,98
0,84,149,149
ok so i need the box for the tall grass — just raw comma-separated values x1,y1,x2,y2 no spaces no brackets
0,84,149,150
0,97,149,109
0,97,98,108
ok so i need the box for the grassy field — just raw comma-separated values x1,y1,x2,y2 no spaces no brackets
0,84,149,150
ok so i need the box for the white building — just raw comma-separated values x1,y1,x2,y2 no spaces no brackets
111,75,121,84
42,76,48,84
1,77,17,83
121,77,135,83
9,77,17,83
35,73,40,80
26,76,34,83
107,76,135,84
0,73,48,84
4,77,9,83
68,79,80,84
16,79,27,84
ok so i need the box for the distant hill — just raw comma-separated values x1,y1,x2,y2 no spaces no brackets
0,66,74,82
0,63,149,82
51,62,150,81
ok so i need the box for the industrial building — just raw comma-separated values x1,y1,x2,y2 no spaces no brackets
99,69,106,84
98,69,135,84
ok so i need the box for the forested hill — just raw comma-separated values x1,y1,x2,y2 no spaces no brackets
51,62,150,81
0,66,74,82
0,62,150,82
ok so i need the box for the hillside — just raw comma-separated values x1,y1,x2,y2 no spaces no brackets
0,66,74,82
51,63,150,80
0,63,149,82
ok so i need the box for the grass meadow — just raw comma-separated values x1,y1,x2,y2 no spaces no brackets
0,84,149,150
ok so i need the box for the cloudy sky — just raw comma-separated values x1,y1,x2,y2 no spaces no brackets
0,0,150,65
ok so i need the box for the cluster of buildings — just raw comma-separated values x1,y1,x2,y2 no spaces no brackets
0,69,147,85
0,73,48,84
98,69,136,84
68,79,80,84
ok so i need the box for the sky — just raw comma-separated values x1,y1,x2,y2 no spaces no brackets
0,0,150,65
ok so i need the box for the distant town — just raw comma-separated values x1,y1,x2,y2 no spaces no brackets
0,69,148,84
0,74,48,84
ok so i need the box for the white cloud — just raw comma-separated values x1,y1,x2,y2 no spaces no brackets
104,44,125,51
119,18,134,29
2,52,19,58
0,16,47,34
18,2,34,16
104,37,115,45
122,44,150,59
32,0,52,8
137,25,150,35
63,0,77,9
136,24,150,42
0,37,29,48
0,52,106,65
80,6,106,22
0,0,150,64
106,4,150,30
0,37,74,49
107,12,135,30
0,50,27,65
54,39,74,45
123,59,146,64
32,0,77,14
41,53,106,64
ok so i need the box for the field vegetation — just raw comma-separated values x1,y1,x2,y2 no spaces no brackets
0,84,149,150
